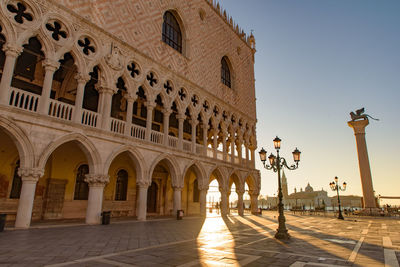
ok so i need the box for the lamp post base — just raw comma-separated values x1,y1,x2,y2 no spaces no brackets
337,213,344,220
275,229,290,240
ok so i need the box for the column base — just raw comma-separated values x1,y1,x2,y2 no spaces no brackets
275,229,290,240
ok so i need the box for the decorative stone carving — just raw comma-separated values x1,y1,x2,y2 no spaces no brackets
136,180,150,188
84,174,109,186
18,168,44,182
105,43,123,71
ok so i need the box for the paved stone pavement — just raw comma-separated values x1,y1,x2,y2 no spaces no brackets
0,211,399,266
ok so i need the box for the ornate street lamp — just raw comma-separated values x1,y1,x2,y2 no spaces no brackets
329,176,347,220
259,136,301,240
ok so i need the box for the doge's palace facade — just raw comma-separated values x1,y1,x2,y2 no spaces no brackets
0,0,260,228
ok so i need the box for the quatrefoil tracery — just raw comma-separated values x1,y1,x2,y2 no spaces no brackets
127,62,140,78
164,81,173,94
46,21,67,41
203,101,209,113
178,88,186,101
78,37,95,55
7,2,33,24
191,95,199,107
213,106,219,117
146,72,157,87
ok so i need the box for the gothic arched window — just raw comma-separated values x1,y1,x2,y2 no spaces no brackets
115,169,128,201
221,57,231,88
74,164,89,200
162,11,182,53
9,160,21,199
193,179,199,203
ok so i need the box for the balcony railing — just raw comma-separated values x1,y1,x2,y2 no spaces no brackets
150,130,163,145
131,124,146,140
168,135,178,148
48,99,74,121
217,151,224,161
5,86,250,166
110,118,125,135
9,87,39,112
81,109,99,128
182,140,192,152
196,144,203,154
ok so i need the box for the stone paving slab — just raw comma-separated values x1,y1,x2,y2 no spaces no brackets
0,212,399,266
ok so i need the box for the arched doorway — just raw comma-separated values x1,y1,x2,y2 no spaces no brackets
39,140,93,220
104,151,138,217
182,165,201,215
147,181,158,213
0,129,21,221
149,160,174,216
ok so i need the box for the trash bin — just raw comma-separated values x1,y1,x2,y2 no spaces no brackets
102,211,111,225
0,214,6,232
177,210,184,220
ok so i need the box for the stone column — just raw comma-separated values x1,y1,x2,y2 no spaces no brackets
163,108,171,146
236,189,245,216
145,103,155,141
15,168,44,228
173,186,183,215
84,174,109,225
125,95,136,136
73,74,90,123
213,130,218,159
348,119,377,208
0,45,22,105
219,187,228,216
202,124,208,156
39,60,60,114
199,187,209,216
245,141,250,168
191,120,198,153
236,138,243,165
99,87,115,130
230,131,235,164
136,181,149,221
177,113,186,150
250,191,259,215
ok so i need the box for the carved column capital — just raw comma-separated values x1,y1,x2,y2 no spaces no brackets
75,73,91,84
43,59,60,72
4,44,23,57
97,86,116,95
172,184,184,191
84,174,109,187
18,168,44,182
137,180,150,188
125,93,137,103
176,113,186,121
162,108,172,116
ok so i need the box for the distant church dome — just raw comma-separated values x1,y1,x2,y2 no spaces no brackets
305,182,314,192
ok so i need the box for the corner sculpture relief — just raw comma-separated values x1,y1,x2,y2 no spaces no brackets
350,108,379,121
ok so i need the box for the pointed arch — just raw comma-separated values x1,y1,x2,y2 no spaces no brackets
103,145,145,185
148,154,180,187
182,160,206,189
207,165,227,190
37,133,101,173
0,116,35,168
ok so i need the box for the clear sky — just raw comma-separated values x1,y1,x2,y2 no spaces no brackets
219,0,400,204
